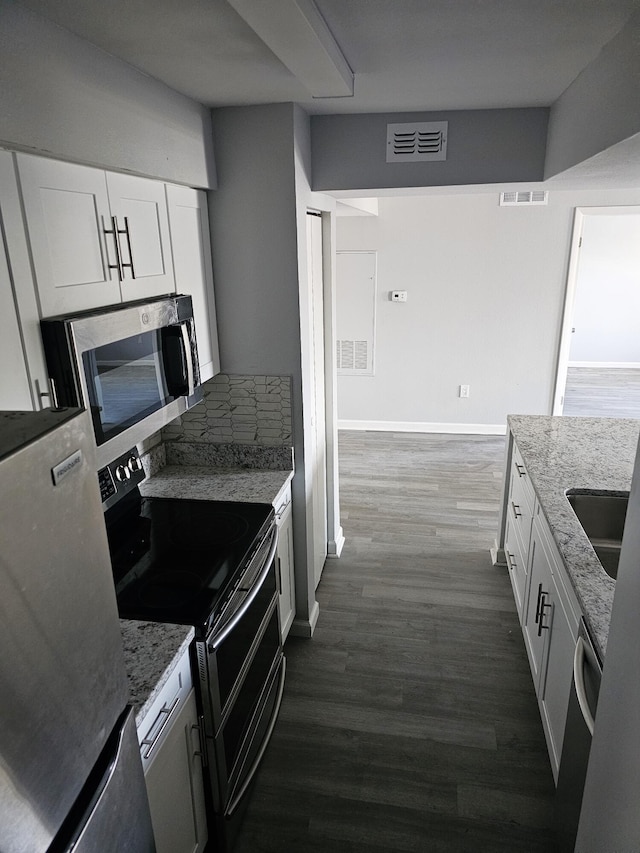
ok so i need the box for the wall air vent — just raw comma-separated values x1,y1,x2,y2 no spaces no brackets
386,121,448,163
500,190,548,206
337,340,369,372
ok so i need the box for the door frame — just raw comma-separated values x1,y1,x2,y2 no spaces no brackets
553,205,640,415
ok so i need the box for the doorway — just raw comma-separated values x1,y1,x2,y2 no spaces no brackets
554,206,640,417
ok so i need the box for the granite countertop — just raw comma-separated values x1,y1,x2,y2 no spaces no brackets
139,465,293,504
120,620,194,727
508,415,640,661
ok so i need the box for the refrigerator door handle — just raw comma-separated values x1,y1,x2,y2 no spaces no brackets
574,636,595,736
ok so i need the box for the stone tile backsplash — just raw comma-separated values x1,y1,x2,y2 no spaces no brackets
162,374,292,447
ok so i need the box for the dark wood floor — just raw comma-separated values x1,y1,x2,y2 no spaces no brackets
233,431,557,853
563,366,640,418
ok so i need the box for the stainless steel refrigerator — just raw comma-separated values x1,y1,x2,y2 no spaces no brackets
0,407,155,852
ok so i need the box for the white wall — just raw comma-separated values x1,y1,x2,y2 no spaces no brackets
569,213,640,363
0,1,215,188
336,188,640,431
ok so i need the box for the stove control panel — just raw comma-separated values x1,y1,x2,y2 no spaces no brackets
98,448,145,510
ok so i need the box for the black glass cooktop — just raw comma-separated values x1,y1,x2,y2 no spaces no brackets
107,493,274,636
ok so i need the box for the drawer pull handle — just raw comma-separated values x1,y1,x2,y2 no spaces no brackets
507,551,516,570
511,502,522,519
140,696,180,760
515,463,526,477
537,593,551,637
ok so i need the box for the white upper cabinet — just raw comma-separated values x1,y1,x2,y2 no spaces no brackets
106,172,176,303
166,184,220,382
16,154,175,317
0,151,51,410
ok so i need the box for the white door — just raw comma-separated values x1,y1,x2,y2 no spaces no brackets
307,212,328,589
165,184,220,382
106,172,176,302
17,153,120,315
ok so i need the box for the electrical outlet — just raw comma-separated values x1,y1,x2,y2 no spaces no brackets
459,384,470,398
390,290,408,302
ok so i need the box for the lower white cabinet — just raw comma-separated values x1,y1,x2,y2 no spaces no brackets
139,649,208,853
275,483,295,641
521,505,580,781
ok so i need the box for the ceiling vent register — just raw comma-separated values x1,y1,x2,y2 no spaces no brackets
500,191,548,206
386,121,448,163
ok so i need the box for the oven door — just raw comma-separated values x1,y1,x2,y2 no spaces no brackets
196,528,285,822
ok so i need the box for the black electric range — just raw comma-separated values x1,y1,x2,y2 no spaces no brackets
100,450,274,638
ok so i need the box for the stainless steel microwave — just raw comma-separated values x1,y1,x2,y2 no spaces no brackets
41,294,202,467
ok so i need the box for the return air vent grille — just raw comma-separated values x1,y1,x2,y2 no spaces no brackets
386,121,448,163
337,340,369,372
500,190,548,206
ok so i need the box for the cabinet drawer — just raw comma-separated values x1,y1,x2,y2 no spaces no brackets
138,647,193,774
504,511,527,618
512,444,535,512
507,462,534,556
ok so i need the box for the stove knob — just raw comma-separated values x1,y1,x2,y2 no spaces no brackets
115,464,131,482
127,455,143,473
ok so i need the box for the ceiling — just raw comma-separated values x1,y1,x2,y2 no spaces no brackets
17,0,640,115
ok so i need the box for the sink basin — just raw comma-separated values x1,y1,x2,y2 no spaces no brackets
566,491,629,579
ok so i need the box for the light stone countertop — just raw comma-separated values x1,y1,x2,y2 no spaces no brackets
508,415,640,661
139,465,293,504
120,619,194,728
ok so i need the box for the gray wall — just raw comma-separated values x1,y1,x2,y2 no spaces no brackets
310,109,549,191
0,1,216,187
545,7,640,180
208,104,301,375
208,103,319,632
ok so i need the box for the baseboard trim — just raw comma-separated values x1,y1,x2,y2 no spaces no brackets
568,361,640,369
327,528,345,558
289,600,320,639
338,420,507,436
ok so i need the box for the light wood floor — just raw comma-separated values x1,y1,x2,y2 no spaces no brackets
233,431,557,853
563,366,640,418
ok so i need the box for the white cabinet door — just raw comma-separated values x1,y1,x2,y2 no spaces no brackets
0,231,32,409
165,185,220,382
145,688,208,853
0,152,52,410
276,491,295,641
522,519,553,691
16,153,120,315
106,172,175,302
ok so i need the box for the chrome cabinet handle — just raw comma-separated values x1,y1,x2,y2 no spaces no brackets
140,696,180,759
511,501,522,519
535,582,543,624
506,551,516,571
102,215,123,279
515,463,526,477
573,637,595,736
119,216,136,279
537,594,551,637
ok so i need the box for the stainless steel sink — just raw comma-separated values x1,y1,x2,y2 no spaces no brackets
566,491,629,579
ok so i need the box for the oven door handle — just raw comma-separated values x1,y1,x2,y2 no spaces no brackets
226,656,286,818
210,526,279,650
